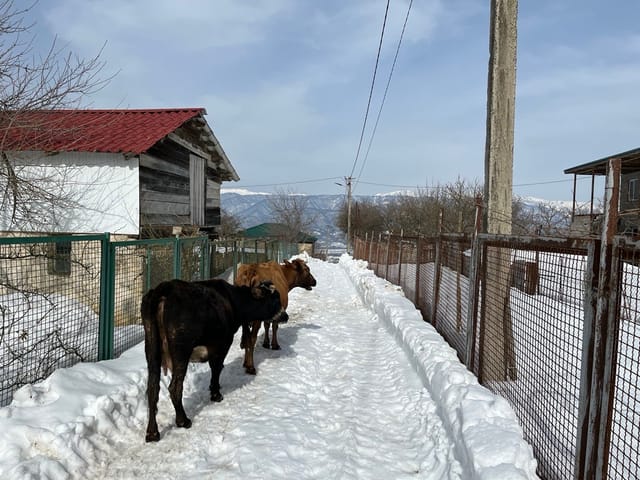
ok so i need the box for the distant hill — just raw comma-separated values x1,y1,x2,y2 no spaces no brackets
220,188,575,249
220,189,357,251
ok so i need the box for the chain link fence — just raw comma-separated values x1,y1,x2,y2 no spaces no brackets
0,234,297,406
353,232,640,480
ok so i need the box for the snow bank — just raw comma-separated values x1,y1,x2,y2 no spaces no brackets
339,254,540,480
0,346,149,479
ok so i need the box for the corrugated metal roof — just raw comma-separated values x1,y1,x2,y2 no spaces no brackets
564,147,640,175
0,108,206,154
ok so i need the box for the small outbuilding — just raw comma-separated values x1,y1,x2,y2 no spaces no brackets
242,223,318,255
564,147,640,237
0,108,239,237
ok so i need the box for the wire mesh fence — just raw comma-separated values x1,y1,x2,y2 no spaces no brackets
608,240,640,479
353,231,640,480
0,234,298,407
474,237,590,480
0,234,105,407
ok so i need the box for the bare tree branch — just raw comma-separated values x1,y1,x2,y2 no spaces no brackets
267,188,316,242
0,0,110,231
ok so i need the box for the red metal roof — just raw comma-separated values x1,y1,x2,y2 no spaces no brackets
0,108,206,154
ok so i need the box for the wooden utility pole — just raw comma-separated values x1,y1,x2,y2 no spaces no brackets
481,0,518,382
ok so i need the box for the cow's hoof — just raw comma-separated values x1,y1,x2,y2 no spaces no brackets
177,418,192,429
145,431,160,442
211,391,223,402
245,366,256,375
262,342,270,349
271,345,281,350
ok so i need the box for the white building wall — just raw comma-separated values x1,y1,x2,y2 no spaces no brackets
1,151,140,235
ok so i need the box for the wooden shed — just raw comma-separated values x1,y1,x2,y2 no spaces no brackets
0,108,239,237
565,147,640,236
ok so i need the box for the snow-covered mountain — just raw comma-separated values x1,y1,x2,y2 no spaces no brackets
221,189,576,247
220,189,355,249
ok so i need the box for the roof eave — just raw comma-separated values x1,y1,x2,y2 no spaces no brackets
196,114,239,182
565,147,640,175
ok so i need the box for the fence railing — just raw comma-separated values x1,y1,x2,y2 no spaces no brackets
0,234,298,407
353,232,640,480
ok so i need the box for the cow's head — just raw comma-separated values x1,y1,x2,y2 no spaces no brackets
250,279,289,323
285,258,317,291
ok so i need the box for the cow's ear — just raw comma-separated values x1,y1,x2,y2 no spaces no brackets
284,259,291,266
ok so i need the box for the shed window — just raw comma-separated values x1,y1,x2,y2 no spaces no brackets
48,240,72,276
629,178,639,202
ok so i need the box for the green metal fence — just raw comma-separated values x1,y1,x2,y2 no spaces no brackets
0,234,297,406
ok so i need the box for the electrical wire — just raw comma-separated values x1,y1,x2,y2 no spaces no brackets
354,0,413,195
349,0,391,180
228,171,590,195
230,176,343,189
354,175,592,191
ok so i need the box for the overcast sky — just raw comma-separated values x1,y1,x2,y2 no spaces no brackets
27,0,640,201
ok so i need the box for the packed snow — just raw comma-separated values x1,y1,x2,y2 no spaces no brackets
0,255,539,479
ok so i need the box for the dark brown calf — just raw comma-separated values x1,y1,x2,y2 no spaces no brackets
141,278,286,442
235,258,316,374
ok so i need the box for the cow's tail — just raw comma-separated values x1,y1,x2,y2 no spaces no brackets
141,286,172,376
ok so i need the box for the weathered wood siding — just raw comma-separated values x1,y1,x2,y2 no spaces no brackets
206,177,221,227
139,140,222,232
139,144,191,228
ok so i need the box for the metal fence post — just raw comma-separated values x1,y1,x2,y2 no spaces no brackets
202,237,211,279
385,234,391,279
414,237,421,307
375,233,381,276
398,232,404,289
232,239,238,282
465,234,483,370
173,236,181,280
98,233,115,361
431,234,442,326
577,158,622,480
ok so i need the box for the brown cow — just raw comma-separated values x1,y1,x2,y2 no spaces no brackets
235,258,316,374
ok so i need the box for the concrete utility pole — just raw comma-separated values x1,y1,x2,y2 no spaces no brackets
481,0,518,383
484,0,517,235
338,176,354,254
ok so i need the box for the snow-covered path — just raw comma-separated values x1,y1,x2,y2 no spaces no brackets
0,256,539,479
95,258,461,479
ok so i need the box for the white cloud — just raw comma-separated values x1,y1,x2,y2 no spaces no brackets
44,0,294,51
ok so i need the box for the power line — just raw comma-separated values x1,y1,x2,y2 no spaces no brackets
230,176,343,189
354,0,413,195
229,175,591,193
355,176,592,190
349,0,390,180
